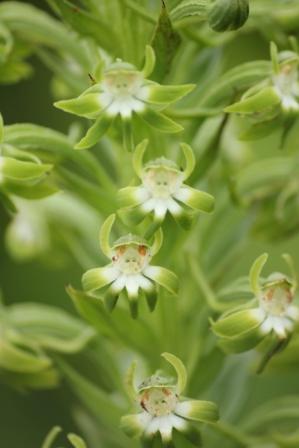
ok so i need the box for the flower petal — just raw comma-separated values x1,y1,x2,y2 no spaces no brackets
120,412,151,439
82,266,119,293
54,94,101,118
139,276,157,311
117,187,149,209
147,84,195,106
144,266,179,295
175,186,215,213
139,109,183,133
104,275,126,312
75,115,113,150
175,400,219,423
167,198,194,230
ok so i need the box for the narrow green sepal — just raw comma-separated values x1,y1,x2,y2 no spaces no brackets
67,433,87,448
122,118,134,152
224,87,281,114
82,266,116,293
171,207,194,230
139,109,183,133
150,228,163,256
104,285,120,312
54,94,101,118
120,414,145,439
75,115,113,149
144,286,158,312
212,308,264,338
118,205,146,227
148,84,195,106
117,187,144,208
41,426,62,448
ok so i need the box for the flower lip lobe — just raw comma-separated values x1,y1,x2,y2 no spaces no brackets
139,386,178,417
111,243,150,275
260,274,294,317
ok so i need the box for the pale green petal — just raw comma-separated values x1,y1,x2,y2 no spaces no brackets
133,139,148,178
120,413,150,438
82,266,118,293
175,400,219,423
180,143,195,180
142,45,156,77
144,266,179,295
175,186,215,213
99,213,115,258
117,187,148,208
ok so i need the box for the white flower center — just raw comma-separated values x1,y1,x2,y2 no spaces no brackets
273,64,299,111
111,244,150,275
100,69,149,117
140,387,178,417
142,167,183,200
260,279,293,317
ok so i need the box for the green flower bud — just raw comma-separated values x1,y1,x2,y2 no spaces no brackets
208,0,249,32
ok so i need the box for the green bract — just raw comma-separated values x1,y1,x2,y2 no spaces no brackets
212,253,299,354
81,214,178,318
120,353,219,446
117,140,215,234
54,46,194,151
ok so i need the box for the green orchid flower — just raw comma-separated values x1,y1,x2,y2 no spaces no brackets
81,214,179,318
117,140,215,233
0,113,54,210
212,253,299,353
121,352,219,446
54,46,195,151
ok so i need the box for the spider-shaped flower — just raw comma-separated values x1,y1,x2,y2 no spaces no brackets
82,214,178,318
121,352,219,446
54,46,194,151
212,253,299,353
117,140,214,233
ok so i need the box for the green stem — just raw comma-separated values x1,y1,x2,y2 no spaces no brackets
188,254,229,312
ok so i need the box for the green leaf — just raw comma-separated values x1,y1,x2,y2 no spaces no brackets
99,214,115,258
150,1,181,82
224,86,281,114
52,0,120,55
161,352,187,394
139,109,183,133
249,253,268,295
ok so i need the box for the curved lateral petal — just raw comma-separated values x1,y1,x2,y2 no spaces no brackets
249,253,268,295
120,413,150,439
117,187,149,209
54,94,101,118
175,186,215,213
212,308,265,338
75,115,113,150
147,84,195,106
175,400,219,423
139,109,183,133
144,266,179,295
82,266,119,293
